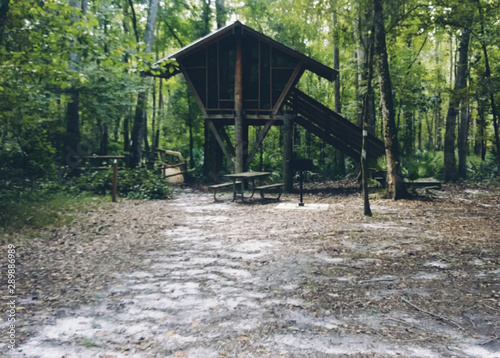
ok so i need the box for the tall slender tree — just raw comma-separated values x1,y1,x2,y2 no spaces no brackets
130,0,160,168
444,28,470,182
0,0,10,44
65,0,88,159
332,1,345,176
362,5,376,216
475,0,500,177
373,0,406,199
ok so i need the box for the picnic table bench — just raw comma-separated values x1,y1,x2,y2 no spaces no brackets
209,181,242,201
254,183,283,202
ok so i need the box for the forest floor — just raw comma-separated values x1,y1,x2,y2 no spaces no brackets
1,180,500,358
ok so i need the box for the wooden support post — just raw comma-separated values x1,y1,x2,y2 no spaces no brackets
283,112,294,193
234,35,244,173
112,160,117,202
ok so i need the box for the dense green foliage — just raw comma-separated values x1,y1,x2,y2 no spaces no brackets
1,0,499,210
75,168,170,199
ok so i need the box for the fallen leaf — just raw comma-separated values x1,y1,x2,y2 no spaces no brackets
191,320,200,327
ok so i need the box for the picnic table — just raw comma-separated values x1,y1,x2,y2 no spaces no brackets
224,171,270,202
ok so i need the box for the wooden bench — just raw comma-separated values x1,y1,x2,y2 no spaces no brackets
254,183,283,202
209,181,241,201
404,178,442,191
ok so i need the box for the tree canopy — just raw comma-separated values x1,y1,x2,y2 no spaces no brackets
1,0,499,191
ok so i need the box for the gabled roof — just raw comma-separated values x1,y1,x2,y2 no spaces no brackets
154,21,338,82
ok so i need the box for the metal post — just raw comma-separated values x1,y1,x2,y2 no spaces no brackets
112,160,117,202
298,170,304,206
283,112,293,193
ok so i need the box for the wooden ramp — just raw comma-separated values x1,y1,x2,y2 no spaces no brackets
285,88,385,162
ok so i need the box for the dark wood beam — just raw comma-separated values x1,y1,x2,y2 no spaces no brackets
207,120,234,166
272,63,304,115
246,120,274,167
180,64,207,117
218,123,235,156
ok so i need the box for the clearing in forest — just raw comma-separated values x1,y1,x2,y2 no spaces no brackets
1,181,499,357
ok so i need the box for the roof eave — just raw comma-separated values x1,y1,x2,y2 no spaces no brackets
154,21,338,82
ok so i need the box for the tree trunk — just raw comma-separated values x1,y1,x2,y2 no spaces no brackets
373,0,406,200
100,124,108,155
444,28,469,182
475,91,486,159
123,113,130,152
129,0,160,168
215,0,226,29
151,77,156,149
0,0,10,45
435,98,443,150
361,6,376,216
417,114,422,151
355,9,376,134
65,0,87,157
476,0,500,176
333,4,345,176
425,112,433,150
458,95,469,179
127,0,140,43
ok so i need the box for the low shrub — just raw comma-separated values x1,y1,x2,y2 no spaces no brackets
74,167,170,200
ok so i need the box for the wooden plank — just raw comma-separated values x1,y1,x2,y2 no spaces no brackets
75,155,126,159
246,120,274,167
255,183,283,190
164,171,187,178
208,181,241,189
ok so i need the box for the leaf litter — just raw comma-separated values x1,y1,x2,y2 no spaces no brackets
0,181,499,357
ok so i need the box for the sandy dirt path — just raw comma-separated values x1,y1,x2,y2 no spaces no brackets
1,184,499,357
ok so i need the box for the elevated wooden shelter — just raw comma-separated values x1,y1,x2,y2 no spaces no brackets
153,21,384,179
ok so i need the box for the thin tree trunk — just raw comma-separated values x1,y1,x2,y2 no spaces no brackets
333,3,345,176
417,114,422,151
151,78,156,149
65,0,87,157
127,0,140,43
0,0,10,45
355,9,376,134
123,113,130,152
361,6,376,217
444,28,469,182
475,91,486,159
435,99,443,150
476,0,500,176
373,0,406,200
130,0,160,168
425,112,433,150
215,0,226,29
458,94,469,179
